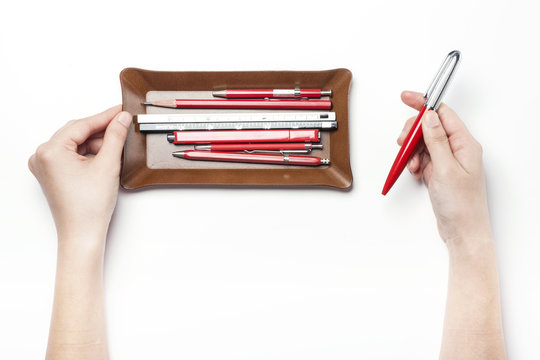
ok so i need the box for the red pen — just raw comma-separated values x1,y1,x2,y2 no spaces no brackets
167,129,320,144
194,143,323,152
382,50,461,195
212,88,332,98
172,150,330,166
143,99,331,110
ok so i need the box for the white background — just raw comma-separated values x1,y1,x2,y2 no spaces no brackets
1,0,539,358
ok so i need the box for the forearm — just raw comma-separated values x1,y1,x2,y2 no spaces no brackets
46,234,109,360
440,236,506,360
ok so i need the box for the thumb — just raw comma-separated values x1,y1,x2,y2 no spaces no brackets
96,111,131,166
421,110,455,169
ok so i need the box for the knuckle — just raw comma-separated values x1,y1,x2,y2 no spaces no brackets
35,143,56,164
476,141,483,156
27,154,36,173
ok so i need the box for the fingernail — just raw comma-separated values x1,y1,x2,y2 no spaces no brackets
117,112,132,128
424,111,440,128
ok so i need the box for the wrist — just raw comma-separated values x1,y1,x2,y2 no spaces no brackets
56,228,108,262
446,232,495,264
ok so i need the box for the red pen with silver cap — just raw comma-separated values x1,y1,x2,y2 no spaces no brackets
382,50,461,195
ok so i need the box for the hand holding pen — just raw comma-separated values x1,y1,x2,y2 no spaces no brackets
398,91,490,243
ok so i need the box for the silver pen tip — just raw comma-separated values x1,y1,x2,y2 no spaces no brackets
172,151,185,158
212,90,227,98
143,102,152,105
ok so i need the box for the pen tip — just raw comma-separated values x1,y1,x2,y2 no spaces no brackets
212,90,226,98
172,151,185,158
143,102,152,105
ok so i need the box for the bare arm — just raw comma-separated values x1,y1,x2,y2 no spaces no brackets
29,106,131,360
398,91,506,359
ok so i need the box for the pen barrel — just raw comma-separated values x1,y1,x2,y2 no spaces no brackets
198,143,314,151
382,107,427,194
285,155,323,165
223,89,274,98
174,99,331,110
300,89,324,97
222,89,325,98
183,151,322,166
171,129,320,144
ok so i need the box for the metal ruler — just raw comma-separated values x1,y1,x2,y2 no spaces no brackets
136,112,337,132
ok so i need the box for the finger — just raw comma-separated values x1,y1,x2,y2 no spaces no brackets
53,105,122,147
407,152,421,174
401,90,426,111
77,137,104,155
421,110,456,170
88,130,106,139
436,103,472,140
436,103,482,172
96,111,132,167
422,161,434,186
397,115,417,145
413,152,431,180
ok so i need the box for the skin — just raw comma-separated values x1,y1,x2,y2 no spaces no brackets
28,105,131,360
399,91,506,359
28,95,506,359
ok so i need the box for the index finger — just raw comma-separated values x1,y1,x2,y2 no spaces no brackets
52,105,122,147
401,90,425,111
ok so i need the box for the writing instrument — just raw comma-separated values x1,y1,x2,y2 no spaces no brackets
167,129,320,144
143,99,332,110
194,143,323,153
382,50,461,195
212,88,332,98
172,150,330,166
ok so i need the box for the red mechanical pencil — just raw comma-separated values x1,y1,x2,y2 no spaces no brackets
143,99,331,110
194,143,323,152
212,88,332,98
172,150,330,166
382,50,461,195
167,129,320,144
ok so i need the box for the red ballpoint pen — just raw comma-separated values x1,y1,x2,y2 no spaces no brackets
143,99,331,110
382,50,461,195
194,143,323,153
212,88,332,98
172,150,330,166
167,129,320,144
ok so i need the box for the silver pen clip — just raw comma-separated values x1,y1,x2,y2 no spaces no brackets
424,50,461,110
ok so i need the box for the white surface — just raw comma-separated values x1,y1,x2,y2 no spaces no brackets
1,0,539,358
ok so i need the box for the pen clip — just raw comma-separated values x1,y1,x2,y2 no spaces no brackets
424,50,461,110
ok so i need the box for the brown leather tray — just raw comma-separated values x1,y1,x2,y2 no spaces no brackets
119,68,353,189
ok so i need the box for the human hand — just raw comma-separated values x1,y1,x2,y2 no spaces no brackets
29,105,132,244
397,91,491,245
